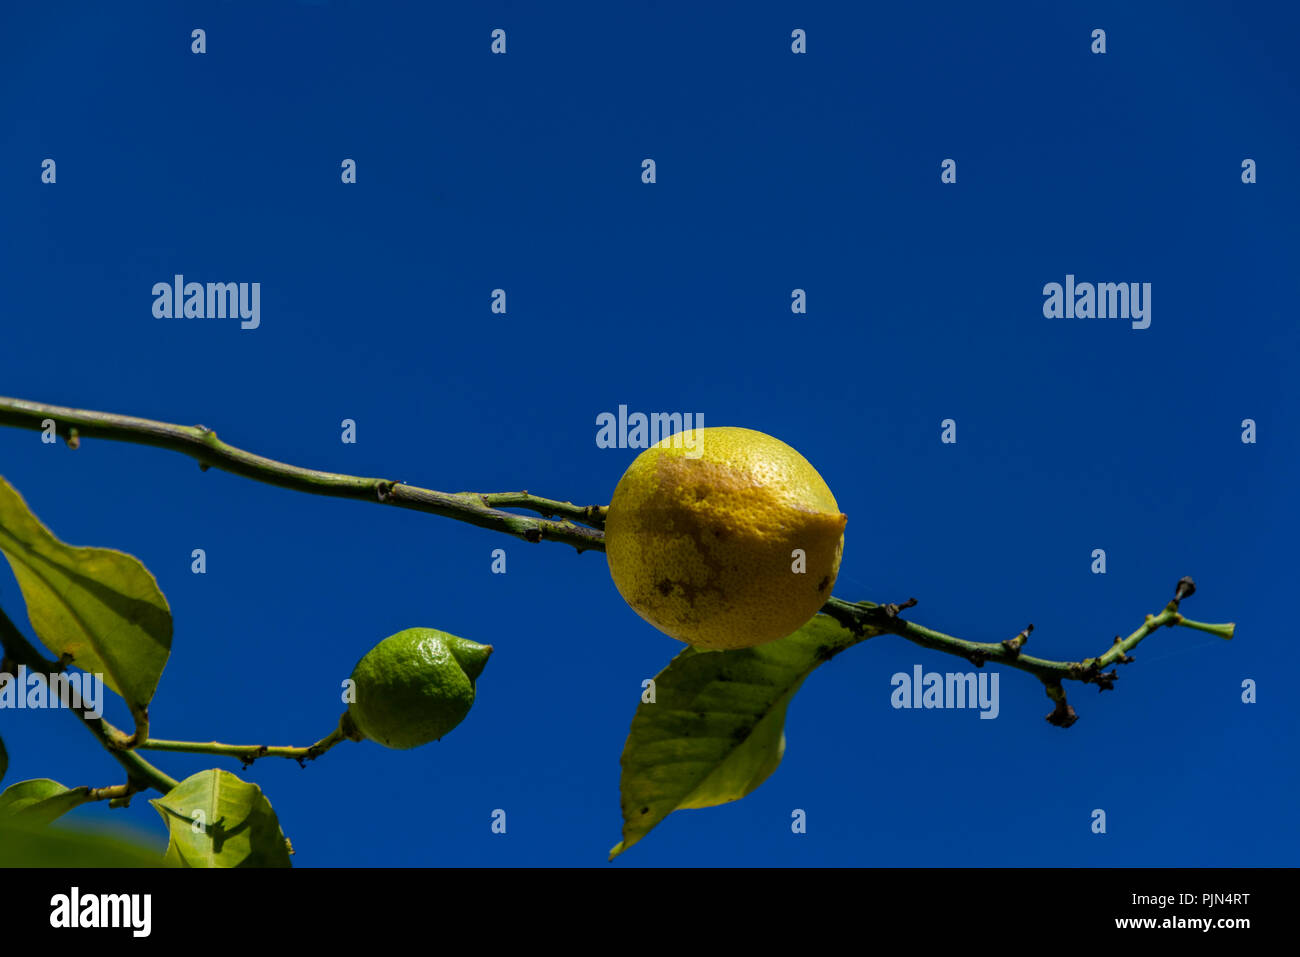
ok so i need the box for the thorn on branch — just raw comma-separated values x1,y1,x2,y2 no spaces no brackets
844,597,918,635
1001,623,1033,657
883,597,918,618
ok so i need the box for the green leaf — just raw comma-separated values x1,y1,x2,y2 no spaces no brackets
0,819,162,866
0,476,172,708
610,613,865,860
151,769,292,868
0,778,92,825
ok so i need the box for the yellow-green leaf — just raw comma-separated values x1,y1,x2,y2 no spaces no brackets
0,778,92,825
611,614,862,860
0,476,172,708
151,769,292,868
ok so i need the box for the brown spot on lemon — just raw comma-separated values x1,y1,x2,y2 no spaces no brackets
604,427,846,650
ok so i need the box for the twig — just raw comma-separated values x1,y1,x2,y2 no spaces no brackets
823,576,1233,724
0,396,605,552
139,713,355,769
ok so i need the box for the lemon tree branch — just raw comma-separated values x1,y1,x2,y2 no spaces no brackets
76,712,180,793
0,605,180,794
138,713,356,768
1,602,351,784
0,396,1235,726
0,396,605,551
823,577,1234,725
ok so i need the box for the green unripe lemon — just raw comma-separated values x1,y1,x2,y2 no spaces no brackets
347,628,492,749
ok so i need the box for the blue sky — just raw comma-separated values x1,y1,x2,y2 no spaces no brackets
0,0,1296,866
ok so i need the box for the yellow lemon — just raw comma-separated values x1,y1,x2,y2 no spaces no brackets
604,427,846,650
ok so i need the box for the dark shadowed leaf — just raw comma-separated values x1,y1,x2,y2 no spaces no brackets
151,769,292,868
0,476,172,708
611,613,866,859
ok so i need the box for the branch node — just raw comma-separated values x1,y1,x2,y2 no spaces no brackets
1046,700,1078,727
1043,682,1079,727
1091,670,1119,692
1001,623,1033,657
879,597,919,620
